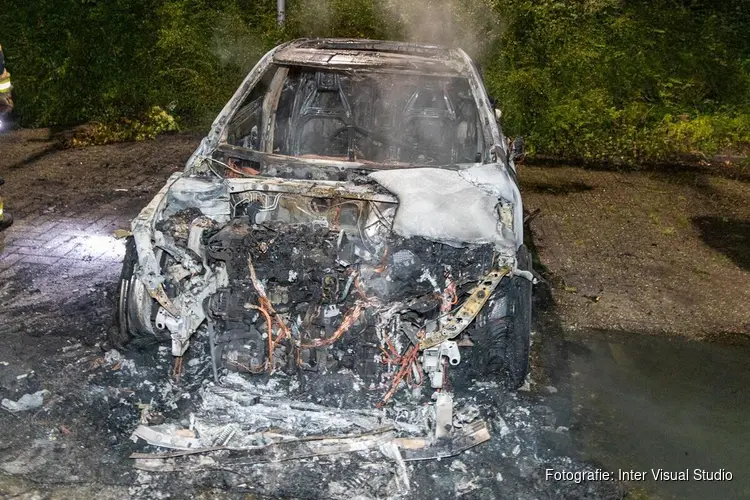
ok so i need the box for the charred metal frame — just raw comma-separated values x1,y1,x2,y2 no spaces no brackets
129,38,528,373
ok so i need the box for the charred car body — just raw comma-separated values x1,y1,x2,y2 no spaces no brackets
116,39,534,399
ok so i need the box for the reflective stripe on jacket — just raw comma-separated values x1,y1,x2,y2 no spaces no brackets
0,71,11,93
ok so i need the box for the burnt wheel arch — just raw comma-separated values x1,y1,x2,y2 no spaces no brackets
470,245,532,389
110,236,170,348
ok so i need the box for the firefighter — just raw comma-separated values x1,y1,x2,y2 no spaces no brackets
0,176,11,231
0,44,12,229
0,44,14,125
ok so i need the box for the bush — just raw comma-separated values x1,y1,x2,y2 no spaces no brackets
484,0,750,163
1,0,749,162
660,112,750,157
63,106,179,147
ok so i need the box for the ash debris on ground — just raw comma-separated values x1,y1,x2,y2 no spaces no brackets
0,265,117,345
0,271,625,500
87,333,619,500
116,361,625,500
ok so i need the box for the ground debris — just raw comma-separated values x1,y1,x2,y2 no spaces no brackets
1,390,49,412
126,374,495,498
131,424,203,450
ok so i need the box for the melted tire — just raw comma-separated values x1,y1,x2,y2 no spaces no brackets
471,246,532,389
110,236,160,347
505,255,532,388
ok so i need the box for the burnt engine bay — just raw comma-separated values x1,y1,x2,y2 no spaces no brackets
153,192,515,407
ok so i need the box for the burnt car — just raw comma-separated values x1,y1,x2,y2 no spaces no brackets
115,39,534,397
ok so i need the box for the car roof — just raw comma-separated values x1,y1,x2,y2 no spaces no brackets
273,38,469,76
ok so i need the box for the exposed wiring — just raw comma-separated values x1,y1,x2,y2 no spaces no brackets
329,200,363,210
246,302,274,372
246,254,294,373
358,218,376,254
198,155,254,178
441,276,458,312
377,325,426,407
377,343,421,408
292,201,316,217
232,192,282,216
226,358,265,375
298,302,365,349
369,202,391,230
373,246,389,273
171,356,184,382
247,192,282,211
410,358,425,388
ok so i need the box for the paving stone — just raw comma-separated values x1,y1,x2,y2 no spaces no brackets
0,252,24,272
20,255,61,266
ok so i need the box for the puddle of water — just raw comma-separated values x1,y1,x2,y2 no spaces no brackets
565,331,750,500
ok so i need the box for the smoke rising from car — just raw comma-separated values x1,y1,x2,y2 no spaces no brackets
384,0,502,59
210,12,268,73
291,0,502,59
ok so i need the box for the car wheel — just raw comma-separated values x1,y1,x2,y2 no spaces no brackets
505,245,532,388
110,236,167,347
471,245,532,389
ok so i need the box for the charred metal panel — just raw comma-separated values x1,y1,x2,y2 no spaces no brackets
226,177,397,203
273,47,465,76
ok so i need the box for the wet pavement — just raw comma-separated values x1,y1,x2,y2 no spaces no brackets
564,331,750,500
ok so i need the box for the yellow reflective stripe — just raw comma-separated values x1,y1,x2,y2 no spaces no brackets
0,80,11,92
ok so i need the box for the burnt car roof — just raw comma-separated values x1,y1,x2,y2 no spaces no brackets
273,38,468,76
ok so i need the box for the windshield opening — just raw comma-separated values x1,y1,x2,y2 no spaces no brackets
225,65,485,166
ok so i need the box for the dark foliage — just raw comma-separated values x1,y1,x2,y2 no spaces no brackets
1,0,749,161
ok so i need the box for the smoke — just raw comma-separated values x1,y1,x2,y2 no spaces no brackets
290,0,336,38
383,0,503,59
210,10,269,73
289,0,503,59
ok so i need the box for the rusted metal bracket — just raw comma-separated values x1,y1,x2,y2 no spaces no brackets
419,267,510,350
396,420,491,461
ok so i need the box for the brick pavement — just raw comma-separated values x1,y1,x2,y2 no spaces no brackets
0,130,199,284
0,212,130,277
0,185,177,281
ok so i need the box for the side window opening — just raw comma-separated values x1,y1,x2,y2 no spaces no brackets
226,67,277,149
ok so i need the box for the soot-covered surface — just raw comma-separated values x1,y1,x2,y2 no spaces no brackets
202,217,496,387
0,256,625,499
